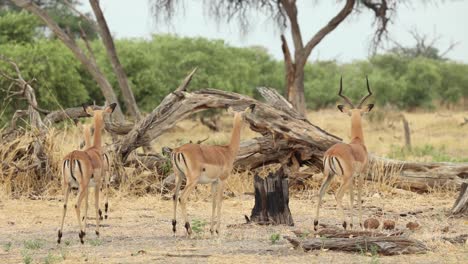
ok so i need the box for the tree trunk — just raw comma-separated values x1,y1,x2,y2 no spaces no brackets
89,0,141,121
280,0,356,116
250,168,294,226
452,182,468,215
11,0,124,121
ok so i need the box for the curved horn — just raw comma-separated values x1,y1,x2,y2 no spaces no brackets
357,76,373,108
338,76,355,107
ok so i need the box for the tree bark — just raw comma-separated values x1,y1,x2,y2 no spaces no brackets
285,235,428,255
89,0,141,121
280,0,356,116
250,168,294,226
452,182,468,215
11,0,124,121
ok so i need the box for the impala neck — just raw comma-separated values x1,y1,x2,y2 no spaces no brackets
83,125,92,149
350,112,365,144
229,113,242,154
92,115,104,150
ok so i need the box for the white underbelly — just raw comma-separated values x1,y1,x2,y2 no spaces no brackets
198,173,218,184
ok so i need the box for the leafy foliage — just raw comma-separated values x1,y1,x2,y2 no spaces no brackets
1,31,467,126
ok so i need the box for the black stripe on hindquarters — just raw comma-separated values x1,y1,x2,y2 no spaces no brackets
180,153,188,168
334,157,344,175
104,153,109,168
173,153,185,174
76,160,83,178
328,156,337,175
70,160,77,183
63,160,68,174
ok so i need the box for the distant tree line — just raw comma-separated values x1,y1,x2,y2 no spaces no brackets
1,11,467,125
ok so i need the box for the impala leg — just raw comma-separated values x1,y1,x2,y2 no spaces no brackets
357,174,364,229
314,171,335,231
335,176,353,230
214,180,225,235
103,159,110,220
172,173,182,236
58,185,71,244
210,181,218,235
94,183,101,237
103,173,109,220
179,178,198,237
83,188,89,233
349,177,355,229
74,187,87,244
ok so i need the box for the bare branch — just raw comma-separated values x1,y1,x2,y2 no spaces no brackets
302,0,356,64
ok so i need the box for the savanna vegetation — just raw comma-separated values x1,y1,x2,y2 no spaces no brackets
1,10,468,126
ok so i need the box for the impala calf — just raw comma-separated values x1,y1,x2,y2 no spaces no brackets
58,103,116,244
314,77,374,231
79,123,112,221
171,104,255,236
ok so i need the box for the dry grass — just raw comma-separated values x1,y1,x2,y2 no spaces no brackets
0,110,467,263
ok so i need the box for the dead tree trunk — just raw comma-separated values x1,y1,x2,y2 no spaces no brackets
285,235,428,255
452,182,468,215
250,168,294,226
401,114,411,150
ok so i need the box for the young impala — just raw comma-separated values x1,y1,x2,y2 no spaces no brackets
58,103,116,244
171,105,255,236
314,77,374,231
79,123,112,221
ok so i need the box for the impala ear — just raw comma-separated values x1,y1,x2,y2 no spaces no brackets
337,104,351,115
104,103,117,113
361,104,374,114
83,104,93,116
244,104,256,114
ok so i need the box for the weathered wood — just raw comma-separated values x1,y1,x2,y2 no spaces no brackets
293,228,404,238
285,235,428,255
452,182,468,215
250,168,294,226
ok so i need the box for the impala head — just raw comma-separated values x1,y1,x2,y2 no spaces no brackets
226,104,256,122
337,76,374,117
83,103,117,128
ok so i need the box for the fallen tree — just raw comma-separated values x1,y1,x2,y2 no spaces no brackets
109,75,467,192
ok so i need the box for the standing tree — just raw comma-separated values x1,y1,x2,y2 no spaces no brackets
10,0,143,122
151,0,396,116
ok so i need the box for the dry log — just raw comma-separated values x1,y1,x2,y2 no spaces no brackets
292,228,404,238
285,235,428,255
250,168,294,226
452,182,468,215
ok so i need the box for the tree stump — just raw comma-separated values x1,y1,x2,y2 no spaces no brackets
452,182,468,215
250,168,294,226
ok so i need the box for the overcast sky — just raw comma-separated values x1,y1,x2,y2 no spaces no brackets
80,1,468,63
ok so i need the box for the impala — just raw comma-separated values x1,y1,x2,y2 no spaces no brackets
79,123,111,221
171,105,255,236
58,103,116,244
314,77,374,231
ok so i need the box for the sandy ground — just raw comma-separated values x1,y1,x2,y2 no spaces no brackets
0,188,467,264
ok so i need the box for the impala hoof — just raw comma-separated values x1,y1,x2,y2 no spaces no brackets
79,231,86,244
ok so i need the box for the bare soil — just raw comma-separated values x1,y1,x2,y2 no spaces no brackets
0,189,467,263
